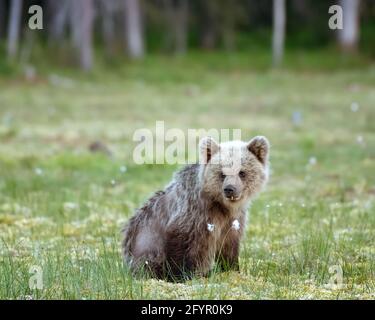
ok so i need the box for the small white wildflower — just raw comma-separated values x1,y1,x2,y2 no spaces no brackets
232,219,240,231
48,74,75,88
120,165,127,173
2,112,13,125
266,204,270,209
63,202,78,211
292,111,303,126
24,65,36,81
145,260,149,265
308,157,317,166
34,168,43,176
356,135,364,145
110,179,116,186
350,102,359,112
207,223,215,232
299,294,314,300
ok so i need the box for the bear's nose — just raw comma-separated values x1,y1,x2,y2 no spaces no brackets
224,185,237,198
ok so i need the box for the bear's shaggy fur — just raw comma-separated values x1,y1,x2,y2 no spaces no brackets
122,136,270,280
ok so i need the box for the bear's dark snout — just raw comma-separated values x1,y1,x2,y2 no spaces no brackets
223,185,237,198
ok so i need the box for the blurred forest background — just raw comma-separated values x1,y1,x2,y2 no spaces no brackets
0,0,374,73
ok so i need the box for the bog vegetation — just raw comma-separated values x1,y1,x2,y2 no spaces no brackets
0,52,374,299
0,0,374,300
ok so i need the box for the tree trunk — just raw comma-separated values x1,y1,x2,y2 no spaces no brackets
201,24,217,50
123,0,144,59
174,0,188,54
7,0,23,59
164,0,189,55
272,0,286,67
69,0,81,49
0,0,6,39
79,0,94,71
338,0,360,52
68,0,94,70
222,26,235,52
48,0,71,43
292,0,312,19
200,0,217,50
100,0,116,56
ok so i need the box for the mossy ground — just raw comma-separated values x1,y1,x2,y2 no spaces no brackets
0,51,374,299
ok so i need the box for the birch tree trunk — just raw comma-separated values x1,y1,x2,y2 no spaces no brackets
67,0,94,70
338,0,360,52
79,0,94,71
272,0,286,67
7,0,23,59
123,0,144,59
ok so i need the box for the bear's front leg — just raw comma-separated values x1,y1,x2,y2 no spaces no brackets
216,232,240,272
164,228,197,281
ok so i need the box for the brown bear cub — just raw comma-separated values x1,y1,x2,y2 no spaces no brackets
122,136,270,281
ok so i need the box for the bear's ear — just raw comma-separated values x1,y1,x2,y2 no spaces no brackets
199,136,219,164
247,136,269,165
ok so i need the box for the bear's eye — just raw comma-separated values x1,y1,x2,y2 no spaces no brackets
220,172,226,181
239,171,246,178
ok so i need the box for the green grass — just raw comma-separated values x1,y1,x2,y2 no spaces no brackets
0,52,374,299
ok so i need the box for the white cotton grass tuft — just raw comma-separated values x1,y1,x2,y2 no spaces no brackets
232,219,240,231
120,165,127,173
292,111,303,126
63,202,79,212
34,167,43,176
207,223,215,232
350,102,359,112
308,157,317,166
356,135,365,146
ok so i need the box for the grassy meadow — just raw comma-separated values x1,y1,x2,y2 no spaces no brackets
0,51,374,299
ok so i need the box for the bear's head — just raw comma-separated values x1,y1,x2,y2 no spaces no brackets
199,136,270,209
